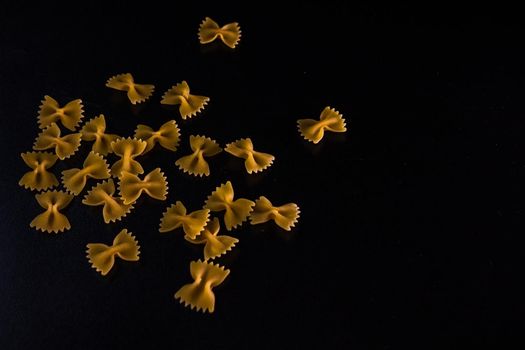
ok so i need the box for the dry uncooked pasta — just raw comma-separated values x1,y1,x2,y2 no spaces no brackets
110,137,147,177
198,17,241,49
225,138,275,174
19,151,59,191
297,106,347,144
175,260,230,313
134,120,180,154
118,168,168,205
161,81,209,119
80,114,119,156
30,190,74,233
106,73,155,104
33,122,81,160
175,135,222,177
38,95,84,131
185,217,238,260
86,229,140,276
159,201,210,239
204,181,255,230
82,179,133,223
61,151,110,195
250,196,300,231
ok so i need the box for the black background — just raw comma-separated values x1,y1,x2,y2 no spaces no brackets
1,2,523,349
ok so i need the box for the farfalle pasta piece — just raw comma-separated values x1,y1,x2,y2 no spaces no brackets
204,181,255,230
175,260,230,313
225,138,275,174
134,120,180,154
80,114,119,155
61,151,110,195
30,190,74,233
175,135,222,177
19,151,59,191
161,81,210,119
250,196,300,231
159,201,210,239
33,122,81,160
86,229,140,276
106,73,155,104
185,217,238,260
38,95,84,131
118,168,168,205
82,179,133,223
297,106,347,144
198,17,241,49
110,137,147,177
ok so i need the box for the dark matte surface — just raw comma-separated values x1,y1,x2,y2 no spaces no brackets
0,3,523,349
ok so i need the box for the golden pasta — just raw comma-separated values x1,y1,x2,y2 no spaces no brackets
175,135,222,177
80,114,119,156
33,122,81,160
204,181,255,230
185,217,238,260
118,168,168,205
225,138,275,174
19,151,59,191
110,137,147,177
30,190,74,233
62,151,110,195
160,81,209,119
86,229,140,276
159,201,210,239
38,95,84,131
106,73,155,104
297,106,347,144
174,260,230,313
82,179,133,223
250,196,300,231
134,120,180,154
198,17,241,49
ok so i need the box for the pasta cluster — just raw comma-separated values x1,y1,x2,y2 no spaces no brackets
18,17,347,314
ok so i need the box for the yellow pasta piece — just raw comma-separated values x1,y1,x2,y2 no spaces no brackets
134,120,180,154
18,151,59,191
160,81,210,119
106,73,155,104
204,181,255,230
30,190,74,233
198,17,241,49
224,138,275,174
38,95,84,131
174,260,230,313
297,106,347,144
110,137,147,177
61,151,110,195
33,122,81,160
80,114,119,155
86,229,140,276
185,217,238,260
82,179,133,223
159,201,210,239
175,135,222,177
118,168,168,205
250,196,300,231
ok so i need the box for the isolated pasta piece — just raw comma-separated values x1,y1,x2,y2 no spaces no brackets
161,81,209,119
174,260,230,313
33,122,81,160
37,95,84,131
198,17,241,49
61,152,110,195
82,179,133,223
110,137,147,177
297,106,347,144
159,201,210,239
106,73,155,104
118,168,168,205
86,229,140,276
204,181,255,230
19,151,59,191
175,135,222,177
185,217,238,260
80,115,119,155
250,196,300,231
134,120,180,154
225,138,275,174
30,190,74,233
